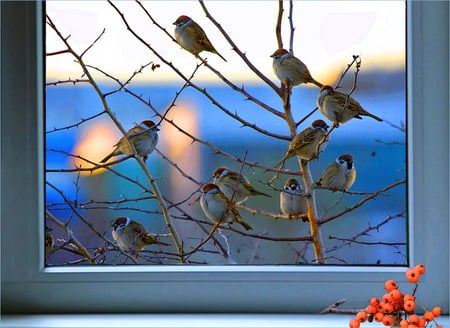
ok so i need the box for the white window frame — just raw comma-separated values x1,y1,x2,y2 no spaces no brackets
1,1,449,314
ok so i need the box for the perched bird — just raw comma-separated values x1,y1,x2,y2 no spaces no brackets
213,167,271,204
313,154,356,191
271,48,322,88
317,85,383,126
111,217,170,254
280,178,308,222
275,119,329,167
173,15,227,61
200,183,252,231
100,120,159,163
45,227,54,258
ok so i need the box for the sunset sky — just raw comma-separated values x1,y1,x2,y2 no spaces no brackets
46,1,405,84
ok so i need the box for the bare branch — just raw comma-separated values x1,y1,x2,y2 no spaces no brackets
326,211,406,255
320,299,362,315
46,210,95,264
276,1,283,49
46,111,106,134
198,0,283,97
46,78,90,86
288,0,295,53
80,28,106,58
318,179,406,225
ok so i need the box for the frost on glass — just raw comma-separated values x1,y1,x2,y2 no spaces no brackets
45,1,406,265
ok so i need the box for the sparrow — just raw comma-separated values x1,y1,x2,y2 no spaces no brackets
313,154,356,191
317,85,383,126
45,227,54,258
275,119,329,167
173,15,227,62
111,217,170,254
280,178,308,222
100,120,159,163
271,48,322,88
213,167,271,204
200,183,252,231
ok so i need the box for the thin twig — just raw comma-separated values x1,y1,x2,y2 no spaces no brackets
318,179,406,225
198,0,282,97
46,210,95,264
276,0,283,49
288,0,295,53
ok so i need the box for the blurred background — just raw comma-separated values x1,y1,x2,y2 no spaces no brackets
45,1,406,265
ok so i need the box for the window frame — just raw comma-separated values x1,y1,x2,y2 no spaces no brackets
1,1,449,314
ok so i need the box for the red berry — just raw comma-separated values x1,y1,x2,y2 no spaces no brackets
432,306,442,317
349,318,361,328
390,289,403,301
374,312,384,322
365,304,377,314
384,279,399,291
403,300,416,312
406,268,420,283
356,311,367,322
414,264,426,275
409,314,420,325
423,311,435,322
382,315,394,326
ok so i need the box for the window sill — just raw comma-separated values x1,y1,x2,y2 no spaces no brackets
2,314,449,328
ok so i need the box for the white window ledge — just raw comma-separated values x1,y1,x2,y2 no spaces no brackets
1,314,449,328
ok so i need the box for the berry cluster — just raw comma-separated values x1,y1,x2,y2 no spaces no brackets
349,265,443,328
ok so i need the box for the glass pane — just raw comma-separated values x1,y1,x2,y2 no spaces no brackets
45,1,406,265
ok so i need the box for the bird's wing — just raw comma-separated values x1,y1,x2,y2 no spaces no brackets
295,127,317,146
130,223,147,236
333,91,364,113
127,126,148,139
288,56,308,72
187,21,217,53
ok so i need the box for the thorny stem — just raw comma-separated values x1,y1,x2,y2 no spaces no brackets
335,55,361,89
46,210,95,264
318,180,405,225
326,211,406,254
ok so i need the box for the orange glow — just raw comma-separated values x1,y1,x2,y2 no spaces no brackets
160,103,201,200
71,122,118,174
160,105,198,158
